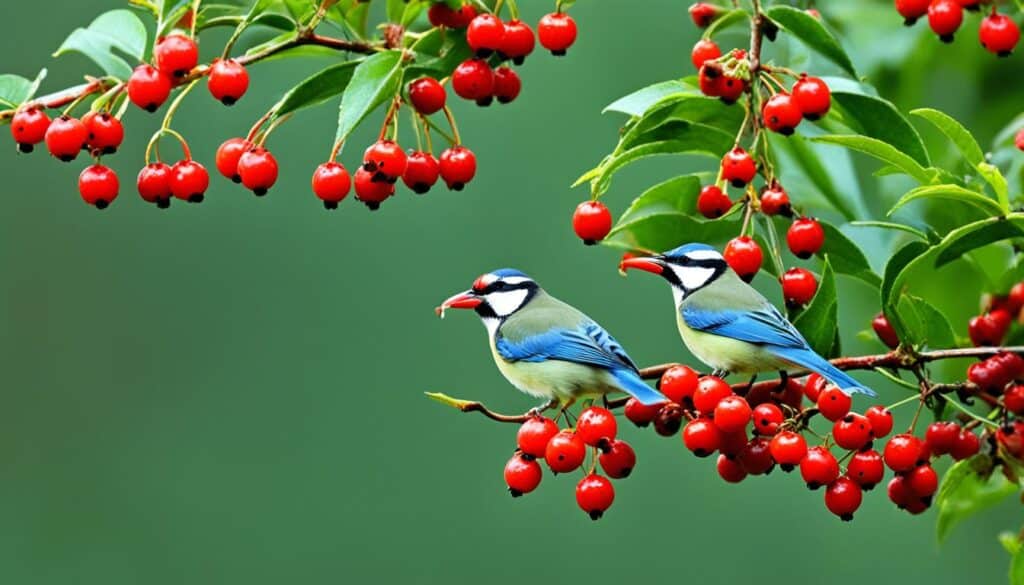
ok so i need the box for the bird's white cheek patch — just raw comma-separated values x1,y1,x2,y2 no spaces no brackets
487,289,530,317
677,266,716,290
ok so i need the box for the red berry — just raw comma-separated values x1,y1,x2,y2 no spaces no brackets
760,182,791,216
697,185,732,219
993,351,1024,379
353,167,394,210
44,115,88,162
927,0,963,42
998,421,1024,459
493,66,522,104
575,474,614,520
906,464,938,497
572,201,613,245
215,137,251,182
438,145,476,190
769,431,808,469
82,112,124,154
887,475,913,509
428,3,476,28
78,164,119,209
9,107,50,153
968,310,1011,346
312,162,352,209
467,14,504,57
718,428,749,458
738,437,774,475
624,397,662,427
576,407,617,447
895,0,930,25
1016,129,1024,152
207,59,249,105
717,76,746,105
762,93,802,135
694,375,734,416
452,59,495,105
884,433,924,472
825,477,863,521
721,147,757,188
660,365,699,405
402,151,440,194
537,12,577,56
800,446,839,489
689,2,721,27
516,416,559,459
804,373,827,403
1008,281,1024,313
714,395,752,433
780,267,818,308
544,430,586,473
408,77,447,115
951,428,981,460
752,403,784,435
155,33,199,77
817,387,851,422
723,236,763,282
925,421,960,455
128,65,173,112
791,75,831,120
654,403,685,437
598,439,636,479
363,139,408,179
832,413,874,451
872,313,900,349
865,405,894,438
237,147,279,196
698,65,722,97
504,454,542,496
980,12,1020,56
787,217,825,259
170,160,210,203
500,19,535,64
683,418,721,457
690,39,721,69
847,449,884,490
1006,385,1024,415
137,162,173,207
716,453,747,483
967,360,1008,393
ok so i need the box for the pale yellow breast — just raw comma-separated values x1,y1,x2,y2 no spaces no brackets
489,336,616,403
676,312,790,374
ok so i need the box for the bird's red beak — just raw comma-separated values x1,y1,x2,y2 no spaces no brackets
435,290,482,317
619,256,665,275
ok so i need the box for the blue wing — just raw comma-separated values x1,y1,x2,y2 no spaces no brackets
495,320,638,371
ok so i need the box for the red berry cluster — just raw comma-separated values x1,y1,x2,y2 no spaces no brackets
895,1,1020,54
504,407,633,520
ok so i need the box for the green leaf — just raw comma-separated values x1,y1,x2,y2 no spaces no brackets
815,220,880,287
978,162,1011,213
327,0,371,39
772,133,857,221
881,240,930,343
335,50,405,146
896,295,956,349
791,257,839,358
53,9,148,79
763,5,857,77
702,9,751,39
830,92,931,168
936,459,1018,544
911,108,984,166
271,59,359,120
0,69,45,108
889,184,1006,218
603,81,691,117
406,30,473,78
1012,547,1024,585
620,95,744,147
849,220,929,242
811,135,933,184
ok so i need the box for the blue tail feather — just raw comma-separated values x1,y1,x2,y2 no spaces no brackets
611,368,668,405
773,347,876,397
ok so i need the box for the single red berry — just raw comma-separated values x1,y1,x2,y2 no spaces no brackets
800,445,839,489
499,19,535,64
690,39,721,70
449,4,477,28
537,12,577,56
925,421,960,455
847,449,885,490
906,464,938,497
78,164,119,209
872,313,900,349
452,59,495,105
312,162,352,209
723,236,763,282
215,138,252,183
719,428,749,458
884,433,924,472
1005,385,1024,415
998,421,1024,459
544,430,586,473
516,416,559,459
1008,281,1024,313
170,160,210,203
968,310,1012,346
967,360,1009,394
787,217,825,259
762,93,803,135
738,437,774,475
717,76,746,105
760,182,792,216
82,111,124,154
714,396,752,433
653,403,684,437
816,387,851,422
155,33,199,77
493,66,522,104
697,185,732,219
363,139,408,180
128,65,173,112
825,477,863,521
624,397,662,427
598,439,636,479
694,375,734,416
716,454,747,483
683,418,721,457
688,2,721,27
979,12,1020,56
428,3,476,28
438,145,476,190
791,75,831,120
895,0,931,25
780,267,818,308
951,428,981,460
576,407,617,447
353,167,394,210
572,200,613,245
575,474,614,520
927,0,963,42
237,147,279,196
865,405,894,438
769,431,808,470
9,107,50,153
752,403,784,436
832,413,874,451
993,351,1024,379
44,115,88,162
402,151,440,194
504,454,542,497
467,14,505,57
698,65,722,97
659,365,699,405
137,162,173,208
207,58,249,105
408,77,447,115
721,147,757,188
887,475,913,509
804,373,827,403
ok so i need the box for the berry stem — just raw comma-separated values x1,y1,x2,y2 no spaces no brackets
441,106,462,145
254,113,292,147
160,79,200,131
941,393,1001,429
328,138,344,161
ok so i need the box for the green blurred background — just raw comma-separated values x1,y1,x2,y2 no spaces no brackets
1,1,1022,583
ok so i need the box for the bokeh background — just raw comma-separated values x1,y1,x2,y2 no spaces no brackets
1,1,1022,583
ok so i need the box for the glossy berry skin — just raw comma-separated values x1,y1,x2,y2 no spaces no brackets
659,365,699,405
791,75,831,120
693,376,734,415
516,416,559,459
717,76,746,105
402,151,440,194
82,112,124,154
207,59,249,105
572,201,612,245
713,396,752,433
537,12,577,56
752,403,784,435
872,313,900,349
576,407,617,447
1005,385,1024,415
128,65,173,112
697,185,732,219
690,39,721,70
698,65,722,97
466,14,504,57
500,20,535,64
738,437,774,475
439,146,476,190
825,477,863,521
427,3,476,28
170,160,210,203
353,167,394,210
787,217,825,259
78,164,119,209
895,0,930,25
689,3,720,27
155,33,199,77
543,430,586,473
408,77,447,115
925,421,960,455
762,93,802,135
884,433,924,472
237,147,278,196
44,115,88,162
653,403,684,437
624,397,662,427
718,428,749,458
363,140,408,180
927,0,963,43
724,236,763,283
847,450,885,490
10,107,50,153
683,418,721,457
832,414,873,451
804,372,826,403
137,162,173,207
716,454,747,483
492,66,522,104
598,440,636,479
951,429,981,460
452,59,495,105
760,183,791,216
906,464,938,497
575,475,614,520
312,162,351,209
968,310,1011,346
504,455,542,497
721,147,757,188
800,446,839,489
865,405,894,438
215,138,252,183
769,431,808,470
816,386,852,422
780,268,818,308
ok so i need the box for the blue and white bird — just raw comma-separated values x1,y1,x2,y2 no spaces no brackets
620,243,874,396
436,269,667,408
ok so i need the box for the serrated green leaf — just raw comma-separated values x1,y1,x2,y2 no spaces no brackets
702,9,751,39
889,184,1005,218
271,59,359,120
335,50,405,146
830,92,931,168
764,5,857,77
936,459,1018,544
54,9,148,79
812,135,933,184
603,81,691,117
791,257,839,358
814,220,880,287
911,108,984,166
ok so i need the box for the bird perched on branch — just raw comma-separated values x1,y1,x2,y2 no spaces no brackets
436,268,667,409
620,243,875,397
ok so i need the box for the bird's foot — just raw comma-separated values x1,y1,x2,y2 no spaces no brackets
776,371,789,392
526,399,558,418
711,369,731,379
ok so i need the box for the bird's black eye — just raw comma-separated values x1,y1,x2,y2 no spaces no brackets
492,280,509,291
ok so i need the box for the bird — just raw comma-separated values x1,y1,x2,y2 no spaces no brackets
619,243,875,396
436,268,667,410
